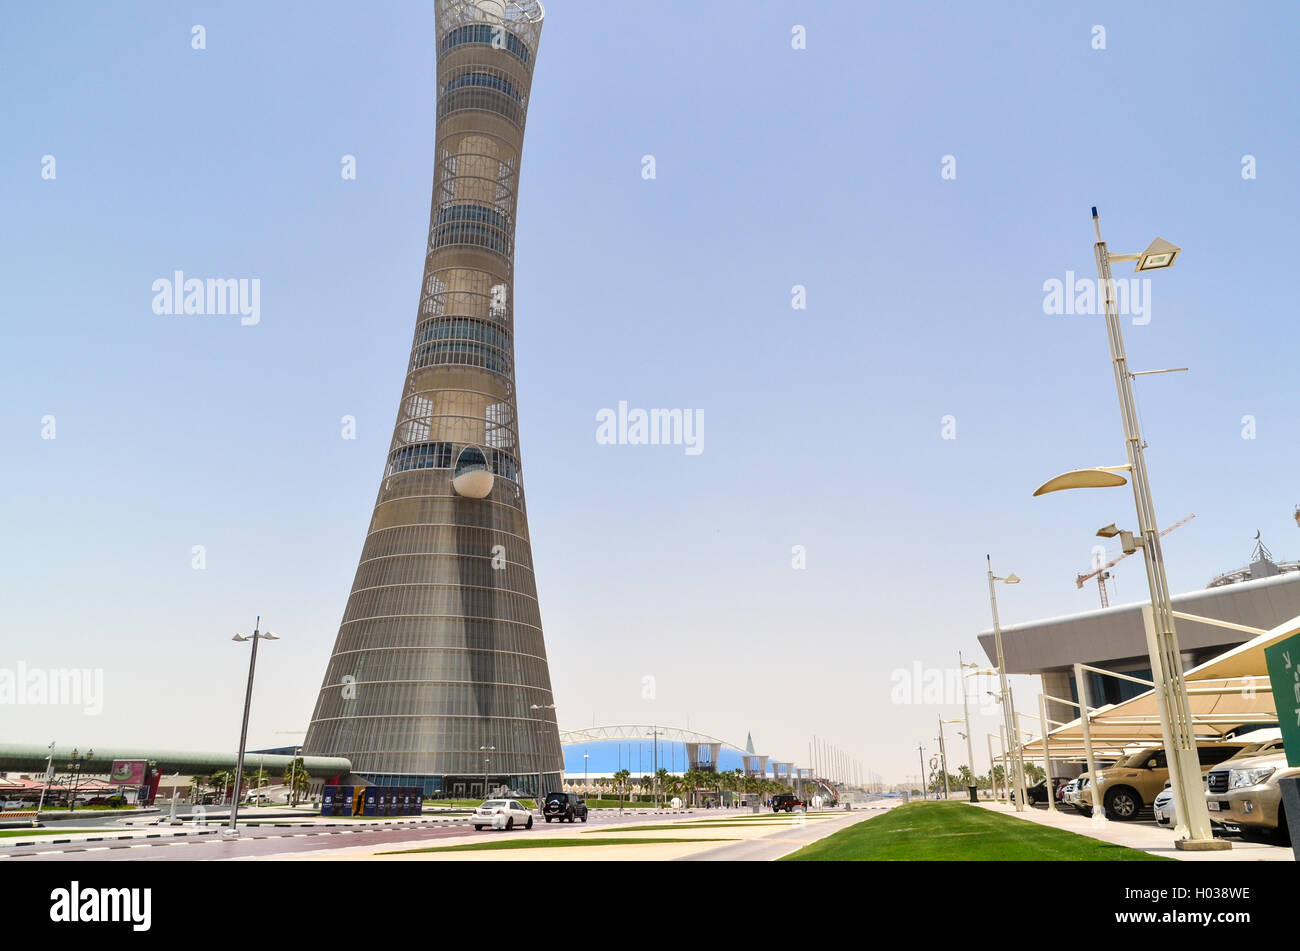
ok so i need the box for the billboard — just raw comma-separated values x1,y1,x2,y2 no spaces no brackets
110,760,147,785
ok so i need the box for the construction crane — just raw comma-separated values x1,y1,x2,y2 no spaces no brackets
1076,513,1196,607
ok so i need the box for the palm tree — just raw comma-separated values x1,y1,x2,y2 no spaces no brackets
209,769,235,804
613,769,631,811
283,757,311,807
654,767,670,808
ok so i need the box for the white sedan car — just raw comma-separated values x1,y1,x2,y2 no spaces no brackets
1153,784,1175,827
472,799,534,831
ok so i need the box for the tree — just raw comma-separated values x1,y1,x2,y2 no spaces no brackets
209,770,235,804
283,757,311,807
244,768,270,801
613,769,631,812
654,768,670,807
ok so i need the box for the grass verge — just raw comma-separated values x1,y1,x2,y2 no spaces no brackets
780,802,1170,861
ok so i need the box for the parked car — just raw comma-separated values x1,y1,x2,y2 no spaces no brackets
542,792,588,823
1084,744,1246,820
771,793,805,813
1020,778,1070,805
1205,749,1296,843
1152,781,1175,827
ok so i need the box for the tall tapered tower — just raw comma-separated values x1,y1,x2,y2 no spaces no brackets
304,0,561,799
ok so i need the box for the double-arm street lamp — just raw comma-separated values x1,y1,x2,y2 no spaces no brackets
1033,209,1226,851
227,618,278,835
66,747,94,812
986,558,1028,811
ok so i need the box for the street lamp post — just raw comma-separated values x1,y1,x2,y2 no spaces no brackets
646,727,660,808
66,748,94,812
1038,694,1057,813
986,733,998,800
959,652,980,802
987,558,1028,811
34,741,54,825
1032,209,1226,851
998,725,1009,803
479,746,495,799
935,720,951,800
228,618,278,835
289,746,303,807
916,743,926,800
530,702,556,805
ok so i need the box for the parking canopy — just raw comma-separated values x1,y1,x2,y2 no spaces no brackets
1021,611,1297,757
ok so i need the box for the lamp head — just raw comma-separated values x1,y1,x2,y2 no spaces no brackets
1135,236,1180,272
1003,573,1020,585
1096,523,1120,538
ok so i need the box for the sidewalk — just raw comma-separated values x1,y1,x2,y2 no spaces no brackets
971,801,1292,861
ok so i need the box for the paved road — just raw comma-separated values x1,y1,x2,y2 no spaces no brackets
0,808,718,862
678,803,899,861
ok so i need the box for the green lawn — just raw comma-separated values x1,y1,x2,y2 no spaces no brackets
0,829,105,838
781,803,1170,861
379,836,736,854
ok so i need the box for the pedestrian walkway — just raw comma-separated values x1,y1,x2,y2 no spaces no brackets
971,801,1292,861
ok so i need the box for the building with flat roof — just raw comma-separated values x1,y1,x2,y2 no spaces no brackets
978,570,1300,739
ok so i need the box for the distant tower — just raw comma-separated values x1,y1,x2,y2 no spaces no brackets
304,0,560,799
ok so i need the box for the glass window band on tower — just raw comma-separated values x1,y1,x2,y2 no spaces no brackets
304,0,561,800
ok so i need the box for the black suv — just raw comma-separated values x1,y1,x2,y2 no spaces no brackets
771,793,804,813
543,792,589,823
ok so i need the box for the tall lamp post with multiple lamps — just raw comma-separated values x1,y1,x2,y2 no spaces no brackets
1032,209,1227,851
986,558,1028,811
66,748,94,812
227,618,278,835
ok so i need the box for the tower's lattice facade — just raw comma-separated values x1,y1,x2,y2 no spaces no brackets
304,0,560,798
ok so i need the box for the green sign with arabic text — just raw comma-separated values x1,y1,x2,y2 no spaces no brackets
1265,631,1300,768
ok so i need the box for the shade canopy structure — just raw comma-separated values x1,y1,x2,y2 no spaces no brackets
1020,611,1297,758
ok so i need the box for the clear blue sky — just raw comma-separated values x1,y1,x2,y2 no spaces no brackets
3,1,1299,782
